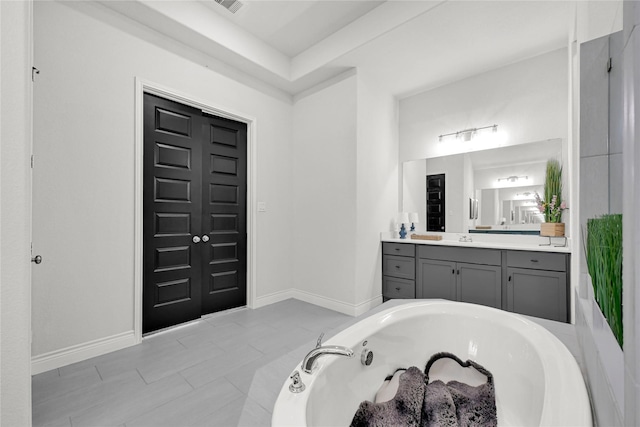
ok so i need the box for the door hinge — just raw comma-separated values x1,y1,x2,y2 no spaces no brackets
32,67,40,82
607,58,612,73
31,155,34,169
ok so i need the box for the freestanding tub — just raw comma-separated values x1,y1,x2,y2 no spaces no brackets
272,300,591,426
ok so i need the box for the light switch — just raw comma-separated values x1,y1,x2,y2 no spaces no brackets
258,202,267,212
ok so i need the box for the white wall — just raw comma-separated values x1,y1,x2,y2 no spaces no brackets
291,73,358,309
480,189,498,225
290,70,398,314
402,159,426,230
399,48,568,163
0,0,33,424
32,1,293,360
576,0,624,44
355,71,398,309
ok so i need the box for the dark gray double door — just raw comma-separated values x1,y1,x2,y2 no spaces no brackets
143,94,247,333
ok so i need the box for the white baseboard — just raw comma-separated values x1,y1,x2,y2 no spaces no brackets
31,331,138,375
254,288,383,317
252,289,296,309
290,289,357,316
353,295,384,317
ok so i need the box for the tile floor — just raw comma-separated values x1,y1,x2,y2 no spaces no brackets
32,299,351,427
32,299,584,426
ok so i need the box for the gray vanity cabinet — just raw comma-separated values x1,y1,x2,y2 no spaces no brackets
506,250,569,322
416,246,502,309
382,243,416,300
381,242,570,322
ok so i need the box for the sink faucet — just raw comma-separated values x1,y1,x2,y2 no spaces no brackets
301,333,354,374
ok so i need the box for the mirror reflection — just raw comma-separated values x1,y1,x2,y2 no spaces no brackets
402,139,563,234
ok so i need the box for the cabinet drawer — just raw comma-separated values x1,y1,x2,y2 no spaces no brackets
383,255,416,280
417,245,501,266
383,242,415,257
506,250,567,272
383,276,416,299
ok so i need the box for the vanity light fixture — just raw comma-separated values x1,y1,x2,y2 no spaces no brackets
497,175,528,183
438,124,498,142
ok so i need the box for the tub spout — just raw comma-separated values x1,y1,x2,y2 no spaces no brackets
301,333,354,374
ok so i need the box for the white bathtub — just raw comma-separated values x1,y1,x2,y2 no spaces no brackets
272,300,591,426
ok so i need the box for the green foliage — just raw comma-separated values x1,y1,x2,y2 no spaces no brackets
544,159,562,204
538,159,566,223
586,214,623,347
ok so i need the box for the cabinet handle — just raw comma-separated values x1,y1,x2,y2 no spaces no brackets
396,287,401,291
395,248,400,251
530,259,539,263
456,269,460,275
452,269,455,274
508,275,512,282
395,265,400,269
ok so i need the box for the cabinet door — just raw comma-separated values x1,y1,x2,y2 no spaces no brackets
457,263,501,309
383,276,416,299
417,259,456,300
507,267,567,322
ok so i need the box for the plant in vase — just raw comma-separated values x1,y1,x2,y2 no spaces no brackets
536,159,568,236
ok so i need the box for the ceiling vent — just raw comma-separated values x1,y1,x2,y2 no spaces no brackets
214,0,243,14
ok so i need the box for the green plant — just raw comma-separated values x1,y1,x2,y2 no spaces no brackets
535,159,567,223
586,214,623,347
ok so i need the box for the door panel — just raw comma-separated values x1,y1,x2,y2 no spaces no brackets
507,267,567,322
427,173,445,231
144,95,247,333
143,94,203,333
201,114,247,314
457,263,501,309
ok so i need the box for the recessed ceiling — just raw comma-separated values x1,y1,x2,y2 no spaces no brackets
98,0,575,97
332,0,573,97
200,0,385,57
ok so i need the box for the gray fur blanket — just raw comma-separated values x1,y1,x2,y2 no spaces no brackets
350,353,497,427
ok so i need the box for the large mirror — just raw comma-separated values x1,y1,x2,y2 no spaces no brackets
402,138,564,234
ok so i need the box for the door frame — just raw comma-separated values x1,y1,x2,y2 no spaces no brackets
133,78,257,342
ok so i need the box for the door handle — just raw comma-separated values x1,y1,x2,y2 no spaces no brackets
31,255,42,264
192,236,201,244
201,235,210,243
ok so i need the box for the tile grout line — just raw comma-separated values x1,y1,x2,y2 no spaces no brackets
178,371,196,391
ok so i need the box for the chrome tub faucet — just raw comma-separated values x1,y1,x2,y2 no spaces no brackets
301,332,354,374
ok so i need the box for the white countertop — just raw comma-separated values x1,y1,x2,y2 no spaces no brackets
382,234,572,253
